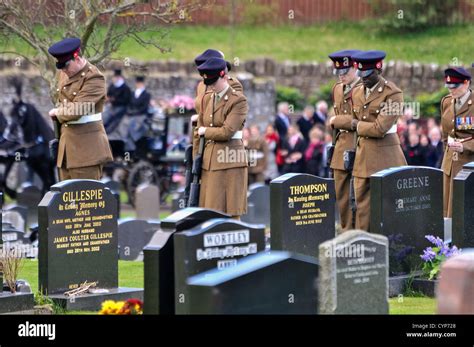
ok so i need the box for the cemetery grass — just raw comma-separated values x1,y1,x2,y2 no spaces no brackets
4,22,474,63
19,259,144,315
20,260,437,314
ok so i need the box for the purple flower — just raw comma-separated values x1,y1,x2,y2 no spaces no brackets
421,247,436,262
425,235,444,248
446,246,461,258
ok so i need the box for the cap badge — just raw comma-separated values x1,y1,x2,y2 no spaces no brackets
447,76,451,82
358,63,363,69
376,61,382,69
203,74,207,79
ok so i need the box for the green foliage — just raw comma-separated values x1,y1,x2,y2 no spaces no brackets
415,88,447,118
276,85,305,111
308,80,336,106
240,0,278,26
368,0,463,33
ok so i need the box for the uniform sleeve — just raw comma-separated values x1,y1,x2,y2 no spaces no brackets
205,97,248,142
57,74,106,122
332,114,354,131
356,91,403,138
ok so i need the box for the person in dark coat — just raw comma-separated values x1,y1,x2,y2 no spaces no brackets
404,133,427,166
274,102,291,140
8,78,55,193
281,125,306,174
297,105,315,143
104,69,131,134
426,126,444,168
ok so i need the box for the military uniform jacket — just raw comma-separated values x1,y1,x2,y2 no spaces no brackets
351,77,407,178
196,86,248,171
330,80,362,171
55,62,113,169
194,77,242,115
440,92,474,177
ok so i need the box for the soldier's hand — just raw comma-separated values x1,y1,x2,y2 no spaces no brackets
48,108,58,117
191,114,199,123
448,141,464,153
198,127,206,136
329,116,336,127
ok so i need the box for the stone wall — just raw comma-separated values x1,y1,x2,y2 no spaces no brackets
0,57,450,129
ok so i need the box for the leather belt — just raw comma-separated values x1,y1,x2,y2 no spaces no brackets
67,113,102,125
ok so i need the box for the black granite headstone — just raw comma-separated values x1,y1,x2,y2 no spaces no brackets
370,166,443,275
186,251,319,314
319,230,389,314
174,218,266,314
118,219,160,261
143,207,230,314
270,173,335,258
241,183,270,227
38,180,143,310
453,168,474,248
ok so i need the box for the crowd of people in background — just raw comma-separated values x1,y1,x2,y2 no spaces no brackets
242,101,445,185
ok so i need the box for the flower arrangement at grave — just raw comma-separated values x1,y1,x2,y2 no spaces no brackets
99,298,143,315
420,235,461,280
163,95,195,115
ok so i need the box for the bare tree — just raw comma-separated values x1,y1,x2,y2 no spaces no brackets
0,0,212,101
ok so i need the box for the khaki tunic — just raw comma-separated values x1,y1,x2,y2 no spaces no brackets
330,80,361,231
440,92,474,217
197,86,248,216
55,62,113,170
351,78,407,231
247,136,268,184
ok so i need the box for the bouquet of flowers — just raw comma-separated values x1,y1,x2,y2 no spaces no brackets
99,298,143,315
420,235,461,280
165,95,195,114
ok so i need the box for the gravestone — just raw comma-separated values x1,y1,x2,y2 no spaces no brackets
171,189,186,212
101,177,121,218
0,192,35,313
241,183,270,227
270,173,335,258
118,219,160,261
143,207,230,314
370,166,443,275
437,250,474,314
186,251,319,314
174,218,266,314
6,205,28,232
3,210,25,233
135,183,160,220
38,179,142,310
17,182,42,226
452,168,474,248
319,230,389,314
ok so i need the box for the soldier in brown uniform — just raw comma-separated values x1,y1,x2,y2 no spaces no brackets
195,57,248,218
350,50,407,231
440,67,474,217
48,38,112,180
328,49,362,231
247,125,268,184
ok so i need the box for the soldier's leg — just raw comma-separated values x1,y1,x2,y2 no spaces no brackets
354,176,370,232
333,169,352,231
443,173,453,218
67,165,103,180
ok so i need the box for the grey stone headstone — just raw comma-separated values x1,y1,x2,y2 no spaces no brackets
143,207,231,315
319,230,389,314
241,183,270,227
186,251,319,314
17,182,42,226
5,205,28,231
270,173,336,258
174,218,266,314
370,166,443,275
135,183,160,220
118,219,160,261
2,210,25,233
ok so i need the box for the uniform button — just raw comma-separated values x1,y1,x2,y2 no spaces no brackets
333,105,336,109
376,110,379,113
63,99,67,102
452,120,454,123
73,92,77,96
56,88,59,92
210,114,213,118
63,87,66,89
363,116,366,119
210,123,213,126
343,100,347,103
363,105,367,109
81,72,85,76
344,110,347,113
64,124,68,127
